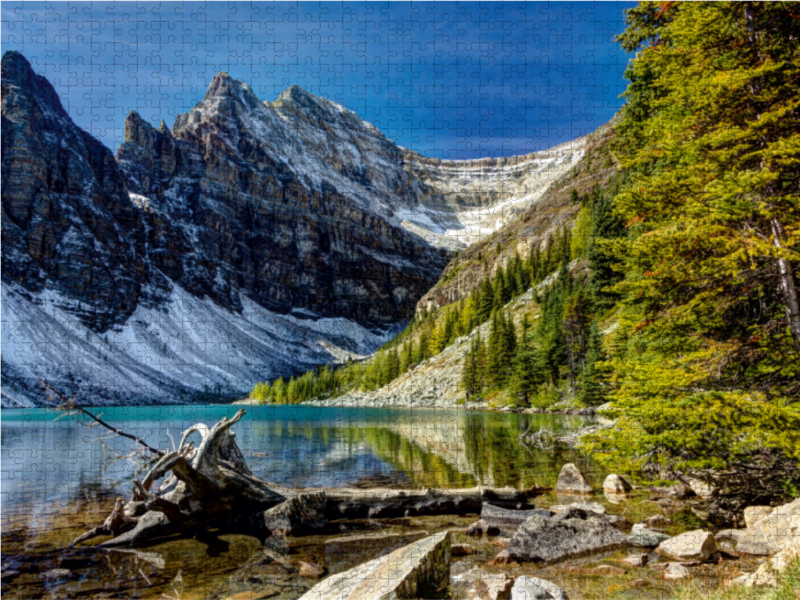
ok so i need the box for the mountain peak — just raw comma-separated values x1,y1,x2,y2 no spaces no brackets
2,50,34,84
203,71,262,110
2,50,68,119
277,84,318,105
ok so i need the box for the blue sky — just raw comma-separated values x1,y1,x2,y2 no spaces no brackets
2,1,634,159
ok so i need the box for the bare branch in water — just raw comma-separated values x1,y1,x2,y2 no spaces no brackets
40,380,166,457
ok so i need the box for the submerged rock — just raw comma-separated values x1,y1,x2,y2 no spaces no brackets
299,532,450,600
42,569,72,580
554,464,593,495
604,515,630,530
463,572,514,600
508,507,627,563
490,550,519,567
299,561,326,578
661,563,690,581
510,576,569,600
550,502,605,515
656,530,717,561
643,515,674,531
467,520,501,537
620,553,648,567
451,544,475,557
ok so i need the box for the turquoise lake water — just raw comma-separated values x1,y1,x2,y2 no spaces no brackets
1,404,601,512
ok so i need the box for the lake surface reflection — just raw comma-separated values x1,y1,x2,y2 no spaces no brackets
1,405,603,599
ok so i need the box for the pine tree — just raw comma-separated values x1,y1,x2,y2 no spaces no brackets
510,333,542,406
563,287,590,390
494,267,507,307
587,192,624,311
477,277,494,323
578,320,607,406
460,337,483,400
416,330,429,363
386,348,400,382
400,340,414,373
485,311,504,388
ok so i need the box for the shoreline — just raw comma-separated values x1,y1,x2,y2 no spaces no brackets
233,396,599,416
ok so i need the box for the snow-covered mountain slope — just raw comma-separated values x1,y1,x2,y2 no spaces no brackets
401,138,586,246
1,50,590,407
1,282,391,408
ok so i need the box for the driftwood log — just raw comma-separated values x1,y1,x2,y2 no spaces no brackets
72,409,546,547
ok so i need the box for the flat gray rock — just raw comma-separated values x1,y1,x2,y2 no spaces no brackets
300,532,450,600
508,507,627,563
627,528,670,548
481,503,551,529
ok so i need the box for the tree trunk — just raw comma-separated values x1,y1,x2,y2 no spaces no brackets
743,3,800,349
771,218,800,350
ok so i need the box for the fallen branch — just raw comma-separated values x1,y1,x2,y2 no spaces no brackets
41,381,165,456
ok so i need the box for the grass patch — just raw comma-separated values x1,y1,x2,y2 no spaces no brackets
529,388,561,409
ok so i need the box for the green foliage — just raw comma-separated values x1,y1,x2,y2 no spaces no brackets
577,321,609,406
584,2,800,475
528,388,561,410
570,199,593,259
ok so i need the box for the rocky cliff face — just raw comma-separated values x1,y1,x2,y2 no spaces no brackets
115,74,448,329
1,50,147,332
1,51,589,407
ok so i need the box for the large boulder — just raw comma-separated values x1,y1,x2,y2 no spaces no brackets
510,577,569,600
730,538,800,587
743,506,773,528
656,530,717,561
715,529,743,557
731,498,800,556
260,492,328,537
554,464,593,495
682,476,714,498
602,475,632,495
508,507,627,564
299,532,450,600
